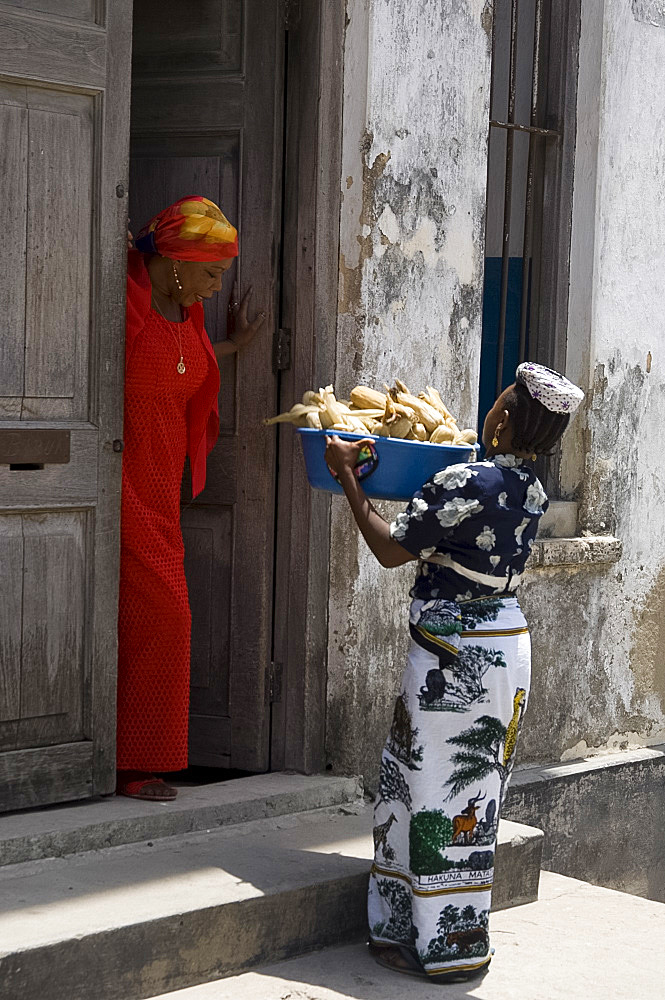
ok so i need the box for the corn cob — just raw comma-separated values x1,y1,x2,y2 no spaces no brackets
389,389,443,434
320,385,348,427
264,403,320,426
429,423,457,444
423,386,454,421
268,380,465,445
346,415,372,433
387,415,413,438
350,386,387,410
408,423,428,441
351,409,385,427
393,403,417,422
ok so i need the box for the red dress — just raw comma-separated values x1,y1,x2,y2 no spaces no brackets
117,252,220,771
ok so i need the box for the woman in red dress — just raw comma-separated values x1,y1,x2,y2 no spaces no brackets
117,197,265,801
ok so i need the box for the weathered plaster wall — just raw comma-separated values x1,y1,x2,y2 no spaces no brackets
519,0,665,764
326,0,492,780
326,0,665,787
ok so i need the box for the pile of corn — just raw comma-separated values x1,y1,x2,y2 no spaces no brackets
264,380,478,446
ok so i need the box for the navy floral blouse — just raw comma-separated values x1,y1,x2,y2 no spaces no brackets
390,454,549,603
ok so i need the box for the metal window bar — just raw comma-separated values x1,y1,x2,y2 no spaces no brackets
490,0,561,397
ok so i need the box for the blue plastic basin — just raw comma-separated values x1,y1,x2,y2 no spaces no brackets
296,428,479,501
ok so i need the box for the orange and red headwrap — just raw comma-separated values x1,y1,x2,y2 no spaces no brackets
134,195,239,261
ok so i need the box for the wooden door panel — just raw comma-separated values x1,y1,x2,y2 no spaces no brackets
187,714,231,767
1,0,98,21
131,0,243,75
24,105,92,415
189,437,238,505
0,742,93,813
0,0,132,811
0,10,106,89
0,511,86,753
0,426,98,509
130,0,281,771
0,517,23,725
20,513,85,720
131,82,245,134
0,101,27,402
183,506,232,712
128,137,240,211
0,82,93,421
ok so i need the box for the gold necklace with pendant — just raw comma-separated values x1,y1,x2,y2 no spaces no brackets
151,294,186,374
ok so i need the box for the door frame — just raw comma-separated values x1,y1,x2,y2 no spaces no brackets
270,0,345,773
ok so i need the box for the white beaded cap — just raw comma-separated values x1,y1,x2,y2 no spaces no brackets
516,362,585,415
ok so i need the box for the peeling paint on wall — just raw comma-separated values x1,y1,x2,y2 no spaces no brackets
481,1,493,39
327,0,492,784
560,729,665,761
326,0,665,784
632,0,665,28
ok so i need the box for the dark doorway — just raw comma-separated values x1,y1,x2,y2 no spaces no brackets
129,0,285,772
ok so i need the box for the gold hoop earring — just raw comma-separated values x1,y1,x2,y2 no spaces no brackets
491,434,499,448
172,261,183,292
531,453,537,462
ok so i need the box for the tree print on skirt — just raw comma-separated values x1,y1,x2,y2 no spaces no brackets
368,596,531,977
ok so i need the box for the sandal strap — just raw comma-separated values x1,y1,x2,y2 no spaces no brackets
394,946,425,973
121,777,166,796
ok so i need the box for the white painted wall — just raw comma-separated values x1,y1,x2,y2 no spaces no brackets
520,0,665,761
325,0,665,783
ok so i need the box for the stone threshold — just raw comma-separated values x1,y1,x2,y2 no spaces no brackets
0,772,364,867
0,806,542,1000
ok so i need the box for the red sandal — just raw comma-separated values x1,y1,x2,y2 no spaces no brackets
116,772,178,801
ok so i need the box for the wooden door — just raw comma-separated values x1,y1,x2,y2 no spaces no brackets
0,1,132,811
129,0,282,771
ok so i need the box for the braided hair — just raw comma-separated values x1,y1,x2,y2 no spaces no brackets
503,380,570,455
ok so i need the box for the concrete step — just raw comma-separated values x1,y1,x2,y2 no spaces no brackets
0,773,363,865
145,872,665,1000
0,802,541,1000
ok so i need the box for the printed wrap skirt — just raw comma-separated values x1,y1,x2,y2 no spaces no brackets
368,595,531,978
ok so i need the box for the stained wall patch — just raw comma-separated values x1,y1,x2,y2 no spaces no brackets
632,0,665,27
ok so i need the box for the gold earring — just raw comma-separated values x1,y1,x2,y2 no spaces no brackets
172,261,183,291
531,453,537,461
491,434,499,448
